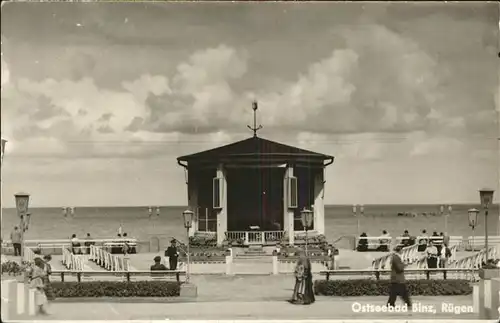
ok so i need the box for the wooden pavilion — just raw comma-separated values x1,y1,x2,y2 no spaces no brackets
177,102,334,246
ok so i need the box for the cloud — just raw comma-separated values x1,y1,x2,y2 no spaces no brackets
408,132,464,157
1,21,496,160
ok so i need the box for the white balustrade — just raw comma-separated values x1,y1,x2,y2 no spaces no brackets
23,247,36,264
225,231,285,245
89,245,132,271
62,248,85,271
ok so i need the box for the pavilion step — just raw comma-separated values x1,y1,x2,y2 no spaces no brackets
248,245,264,251
243,251,268,256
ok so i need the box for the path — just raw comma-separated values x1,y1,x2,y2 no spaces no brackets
26,296,477,320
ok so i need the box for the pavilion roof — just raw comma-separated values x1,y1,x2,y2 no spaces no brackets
177,136,334,164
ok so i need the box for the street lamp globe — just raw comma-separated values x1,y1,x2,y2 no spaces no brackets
300,208,313,230
468,208,479,229
183,209,194,229
448,205,453,213
359,205,365,215
14,192,30,217
352,205,357,215
440,205,445,214
479,189,495,209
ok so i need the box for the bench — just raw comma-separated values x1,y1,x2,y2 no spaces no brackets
356,236,392,252
320,267,474,281
53,269,186,283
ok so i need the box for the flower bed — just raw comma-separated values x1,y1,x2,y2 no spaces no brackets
51,281,181,298
188,234,217,248
179,255,227,263
314,279,472,296
279,255,330,263
1,260,31,276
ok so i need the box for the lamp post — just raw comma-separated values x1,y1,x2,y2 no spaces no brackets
14,192,31,260
468,208,479,251
183,209,194,283
440,205,452,234
468,208,479,279
300,208,313,256
352,204,364,236
479,188,495,252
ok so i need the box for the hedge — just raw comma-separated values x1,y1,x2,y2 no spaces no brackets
314,279,472,296
51,281,181,298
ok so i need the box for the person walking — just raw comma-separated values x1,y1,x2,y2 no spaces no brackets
43,255,55,301
288,250,315,305
30,257,50,315
10,226,22,256
387,245,412,308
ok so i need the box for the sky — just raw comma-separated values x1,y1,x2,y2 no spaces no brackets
1,2,499,207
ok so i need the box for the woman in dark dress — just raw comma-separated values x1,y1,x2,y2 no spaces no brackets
288,252,315,305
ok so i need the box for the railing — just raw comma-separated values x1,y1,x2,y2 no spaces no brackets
465,236,500,251
449,246,497,270
23,247,36,264
371,254,392,271
62,248,85,271
225,231,284,245
320,267,475,281
400,244,420,263
372,243,460,271
89,245,132,271
357,235,463,251
49,270,186,283
357,236,393,250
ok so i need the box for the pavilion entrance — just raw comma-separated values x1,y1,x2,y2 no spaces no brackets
227,167,284,232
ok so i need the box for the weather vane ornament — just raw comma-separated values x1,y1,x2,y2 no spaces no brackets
247,100,263,137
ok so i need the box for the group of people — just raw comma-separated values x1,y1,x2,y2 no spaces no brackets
357,230,392,252
69,233,137,255
149,239,180,271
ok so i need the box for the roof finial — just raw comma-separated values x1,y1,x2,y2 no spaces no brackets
247,100,263,137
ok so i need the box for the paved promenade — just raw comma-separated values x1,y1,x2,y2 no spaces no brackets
3,269,480,320
25,296,477,320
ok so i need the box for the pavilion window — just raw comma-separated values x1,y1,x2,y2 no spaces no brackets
213,177,223,209
287,176,298,209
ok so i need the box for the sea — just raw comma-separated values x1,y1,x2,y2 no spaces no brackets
1,204,499,242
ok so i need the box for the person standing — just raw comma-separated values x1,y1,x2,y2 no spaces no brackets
387,245,412,308
10,226,22,256
418,230,429,252
426,241,439,269
440,243,452,268
165,239,179,270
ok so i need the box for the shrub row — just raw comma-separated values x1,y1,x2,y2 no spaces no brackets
314,279,472,297
51,281,181,298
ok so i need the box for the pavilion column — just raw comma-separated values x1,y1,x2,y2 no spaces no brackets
187,178,198,237
313,168,325,235
284,166,295,246
216,164,228,246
